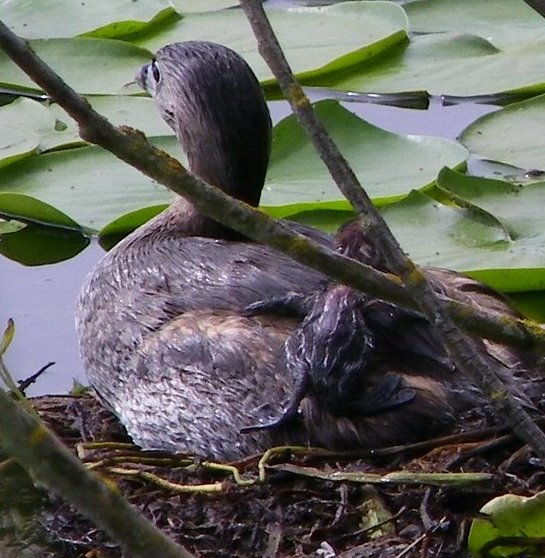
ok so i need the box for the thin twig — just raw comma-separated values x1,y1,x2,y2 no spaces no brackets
18,361,55,394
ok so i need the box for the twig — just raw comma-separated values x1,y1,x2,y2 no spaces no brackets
0,388,196,558
238,0,545,458
18,361,55,393
0,22,542,357
107,467,225,493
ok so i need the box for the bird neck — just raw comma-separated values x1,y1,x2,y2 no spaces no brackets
159,196,248,241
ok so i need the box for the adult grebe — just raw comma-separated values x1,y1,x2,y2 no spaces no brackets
77,41,534,457
76,41,331,459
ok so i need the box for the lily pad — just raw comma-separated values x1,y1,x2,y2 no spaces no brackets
0,96,174,160
405,0,545,50
468,490,545,557
460,93,545,171
47,95,173,150
172,0,236,12
434,167,545,291
1,0,176,40
138,2,409,84
326,33,545,98
265,100,468,206
0,38,152,95
0,193,89,265
0,137,181,232
0,98,49,167
0,192,84,231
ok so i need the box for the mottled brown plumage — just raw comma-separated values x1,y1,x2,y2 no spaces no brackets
76,42,330,459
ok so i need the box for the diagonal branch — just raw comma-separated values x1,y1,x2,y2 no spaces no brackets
0,351,195,558
238,0,545,457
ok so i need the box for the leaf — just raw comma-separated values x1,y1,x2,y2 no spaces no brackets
266,100,468,206
1,0,176,40
434,168,545,291
460,93,545,171
138,2,409,84
405,0,545,50
46,95,173,150
0,138,179,232
0,98,46,166
99,204,167,250
0,38,152,95
0,225,89,266
172,0,236,12
468,491,545,557
0,192,84,231
327,33,545,98
0,319,15,357
0,96,174,160
0,191,90,265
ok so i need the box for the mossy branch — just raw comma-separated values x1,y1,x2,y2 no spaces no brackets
238,0,545,457
0,364,195,558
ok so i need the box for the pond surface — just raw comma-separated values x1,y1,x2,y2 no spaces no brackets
0,95,495,396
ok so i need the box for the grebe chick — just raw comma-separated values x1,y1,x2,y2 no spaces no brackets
243,221,534,450
76,41,333,459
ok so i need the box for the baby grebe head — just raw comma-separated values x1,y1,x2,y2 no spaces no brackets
136,41,271,206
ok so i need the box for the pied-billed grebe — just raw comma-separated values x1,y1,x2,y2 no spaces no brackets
243,221,534,450
76,41,332,459
77,41,533,458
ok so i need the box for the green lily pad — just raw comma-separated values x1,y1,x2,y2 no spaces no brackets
460,93,545,171
47,95,173,150
0,38,152,95
138,2,409,84
1,0,176,40
434,167,545,291
0,137,180,232
0,192,83,231
0,224,89,266
265,100,468,206
0,96,174,160
405,0,545,50
0,193,89,265
327,32,545,97
468,490,545,557
172,0,236,12
0,98,48,166
99,204,167,250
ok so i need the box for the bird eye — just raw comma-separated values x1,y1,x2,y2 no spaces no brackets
151,59,161,83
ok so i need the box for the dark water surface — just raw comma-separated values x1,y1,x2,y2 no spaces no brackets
0,97,495,395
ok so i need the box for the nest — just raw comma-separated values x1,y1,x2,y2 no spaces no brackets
0,394,544,558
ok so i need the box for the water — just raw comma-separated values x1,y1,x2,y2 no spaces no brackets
0,96,496,396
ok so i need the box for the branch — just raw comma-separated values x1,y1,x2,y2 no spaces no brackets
0,22,543,356
0,363,195,558
238,0,545,457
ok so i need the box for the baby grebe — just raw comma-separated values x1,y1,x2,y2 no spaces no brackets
76,41,331,459
243,221,534,450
